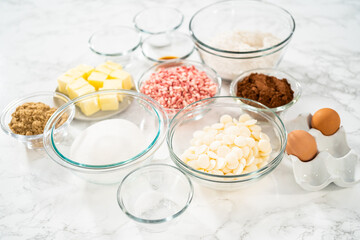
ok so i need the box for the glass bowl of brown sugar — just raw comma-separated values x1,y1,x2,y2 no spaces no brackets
230,68,302,115
1,92,74,149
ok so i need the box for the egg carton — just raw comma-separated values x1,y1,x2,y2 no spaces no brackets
285,113,360,191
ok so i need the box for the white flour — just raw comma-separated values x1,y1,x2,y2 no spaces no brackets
70,119,146,166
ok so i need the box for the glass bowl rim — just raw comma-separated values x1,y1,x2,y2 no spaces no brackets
189,0,296,55
140,32,195,63
88,25,141,56
1,91,73,141
136,59,222,112
117,163,194,224
167,95,287,181
229,68,302,112
133,7,184,35
43,89,168,171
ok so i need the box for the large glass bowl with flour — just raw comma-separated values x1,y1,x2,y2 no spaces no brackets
43,90,168,184
189,0,295,81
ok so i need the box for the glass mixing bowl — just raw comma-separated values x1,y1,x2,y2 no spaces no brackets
43,90,168,184
230,68,302,116
88,26,141,66
117,164,193,232
1,92,74,149
137,59,221,117
189,0,295,80
167,96,287,191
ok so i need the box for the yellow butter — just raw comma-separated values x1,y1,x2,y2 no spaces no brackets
87,71,108,90
95,64,113,75
109,70,133,90
74,64,94,79
57,74,77,94
100,80,124,101
79,96,100,116
69,84,95,100
104,61,123,71
65,68,84,79
67,78,94,99
99,94,119,111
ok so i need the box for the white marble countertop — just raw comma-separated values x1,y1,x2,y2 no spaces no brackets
1,0,360,239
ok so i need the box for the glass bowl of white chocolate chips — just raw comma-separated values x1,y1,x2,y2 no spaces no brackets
167,96,286,190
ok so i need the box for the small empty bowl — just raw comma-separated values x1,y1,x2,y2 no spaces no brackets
134,7,184,34
1,92,74,149
88,26,141,66
230,68,302,115
117,164,193,232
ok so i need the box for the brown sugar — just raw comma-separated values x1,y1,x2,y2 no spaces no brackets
236,73,294,108
9,102,67,136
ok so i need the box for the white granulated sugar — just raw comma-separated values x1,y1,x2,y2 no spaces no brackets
70,119,146,166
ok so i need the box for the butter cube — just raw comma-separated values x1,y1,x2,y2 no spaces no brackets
101,79,123,89
109,70,133,90
57,74,77,94
74,64,94,79
87,71,108,90
104,61,123,71
69,84,95,99
67,78,93,99
95,63,113,75
79,96,100,116
100,80,124,101
65,68,84,79
99,94,119,111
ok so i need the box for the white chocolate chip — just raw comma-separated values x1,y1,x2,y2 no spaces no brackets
258,139,271,153
215,157,226,169
220,115,232,124
244,119,257,126
234,136,247,147
223,134,235,145
212,123,224,130
239,114,251,122
197,154,210,169
217,145,230,157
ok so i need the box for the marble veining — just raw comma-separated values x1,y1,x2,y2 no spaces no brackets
0,0,360,239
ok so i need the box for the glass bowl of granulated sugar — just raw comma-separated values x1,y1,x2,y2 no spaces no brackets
189,0,295,81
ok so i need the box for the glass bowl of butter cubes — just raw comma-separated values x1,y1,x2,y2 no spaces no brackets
43,89,168,184
167,96,286,190
56,61,135,120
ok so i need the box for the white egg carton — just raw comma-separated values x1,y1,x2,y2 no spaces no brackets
285,113,360,191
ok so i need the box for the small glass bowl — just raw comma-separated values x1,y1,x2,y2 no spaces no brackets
230,68,302,115
141,32,194,63
137,59,221,117
189,0,295,80
88,26,141,66
1,92,74,149
134,7,184,35
167,96,287,191
117,164,193,232
43,90,168,184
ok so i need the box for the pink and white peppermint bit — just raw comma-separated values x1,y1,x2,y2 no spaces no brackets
140,65,217,110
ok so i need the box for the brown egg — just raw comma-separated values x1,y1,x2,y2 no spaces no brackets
311,108,341,136
286,130,318,162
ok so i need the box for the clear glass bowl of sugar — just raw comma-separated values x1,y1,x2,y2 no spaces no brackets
117,164,193,232
43,90,168,184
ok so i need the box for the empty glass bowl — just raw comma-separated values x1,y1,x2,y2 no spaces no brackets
43,90,168,184
134,7,184,34
1,92,74,149
117,164,193,232
167,96,287,191
189,0,295,80
230,68,302,116
88,26,141,66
